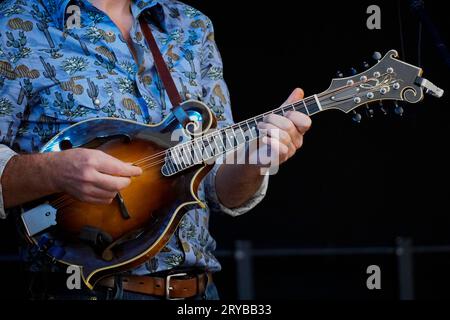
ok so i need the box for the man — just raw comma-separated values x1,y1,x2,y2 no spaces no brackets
0,0,311,300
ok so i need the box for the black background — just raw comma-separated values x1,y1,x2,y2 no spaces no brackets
186,0,450,299
0,0,449,300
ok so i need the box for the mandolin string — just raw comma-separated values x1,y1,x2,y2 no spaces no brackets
131,95,317,167
51,195,74,208
49,87,353,210
49,77,388,210
131,75,384,167
132,79,386,172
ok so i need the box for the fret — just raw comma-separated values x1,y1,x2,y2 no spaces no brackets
233,127,245,145
190,141,201,163
224,129,233,149
166,152,176,174
178,145,191,166
190,143,199,163
184,144,194,165
205,136,215,158
212,134,223,154
199,139,210,161
239,125,248,142
218,131,229,153
302,100,310,115
314,94,323,111
253,118,260,139
246,121,254,139
185,144,196,164
217,132,228,153
194,139,204,161
239,126,248,142
171,148,183,170
306,96,321,114
226,129,238,149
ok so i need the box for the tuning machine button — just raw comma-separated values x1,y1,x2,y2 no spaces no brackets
378,102,388,116
352,111,362,123
380,87,390,95
372,52,382,62
394,102,404,116
365,105,375,118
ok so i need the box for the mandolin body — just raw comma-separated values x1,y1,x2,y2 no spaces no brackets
27,100,215,289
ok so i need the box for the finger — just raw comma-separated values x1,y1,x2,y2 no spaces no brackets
285,111,312,134
283,88,304,105
83,185,117,200
92,171,132,192
96,152,143,177
80,195,115,205
258,122,292,146
262,136,290,162
263,114,301,145
258,122,302,151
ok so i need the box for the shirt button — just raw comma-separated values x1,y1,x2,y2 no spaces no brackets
186,93,192,99
94,98,101,106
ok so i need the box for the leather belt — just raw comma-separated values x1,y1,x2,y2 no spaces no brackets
98,272,211,300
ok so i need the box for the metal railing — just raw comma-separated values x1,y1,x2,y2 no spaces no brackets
215,237,450,300
1,237,450,300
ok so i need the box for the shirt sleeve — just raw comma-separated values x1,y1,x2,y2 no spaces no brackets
0,145,17,219
0,33,27,219
199,18,269,217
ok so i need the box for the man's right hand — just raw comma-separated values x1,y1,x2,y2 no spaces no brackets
2,148,143,209
51,148,142,205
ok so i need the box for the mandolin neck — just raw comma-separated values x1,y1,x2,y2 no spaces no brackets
161,94,326,176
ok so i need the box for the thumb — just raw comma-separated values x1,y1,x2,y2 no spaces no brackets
284,88,305,105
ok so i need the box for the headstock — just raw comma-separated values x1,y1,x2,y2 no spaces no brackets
320,50,444,115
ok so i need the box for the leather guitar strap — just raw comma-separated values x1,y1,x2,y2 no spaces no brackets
139,15,190,126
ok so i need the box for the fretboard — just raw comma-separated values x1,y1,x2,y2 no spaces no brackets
162,95,324,176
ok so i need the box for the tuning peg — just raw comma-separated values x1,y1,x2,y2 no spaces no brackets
365,105,375,118
352,111,362,123
362,61,371,70
394,102,404,116
372,51,382,62
336,71,344,78
349,67,358,76
378,101,388,115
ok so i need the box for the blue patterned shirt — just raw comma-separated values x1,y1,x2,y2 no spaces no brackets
0,0,268,274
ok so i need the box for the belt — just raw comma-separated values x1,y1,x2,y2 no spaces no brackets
98,272,212,300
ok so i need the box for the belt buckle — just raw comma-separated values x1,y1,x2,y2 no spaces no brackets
166,273,187,300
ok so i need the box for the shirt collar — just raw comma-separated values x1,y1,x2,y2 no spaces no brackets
51,0,165,30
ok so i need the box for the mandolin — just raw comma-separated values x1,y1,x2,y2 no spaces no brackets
19,50,443,289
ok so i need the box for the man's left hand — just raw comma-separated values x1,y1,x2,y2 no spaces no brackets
257,88,312,165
